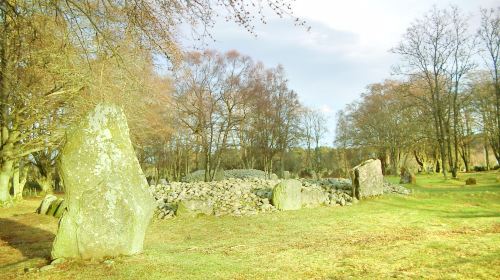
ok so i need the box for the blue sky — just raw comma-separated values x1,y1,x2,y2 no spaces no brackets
180,0,498,145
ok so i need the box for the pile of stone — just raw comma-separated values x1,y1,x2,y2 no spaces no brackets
301,178,353,191
36,194,66,218
383,181,412,195
300,178,356,206
181,169,272,182
149,178,357,219
150,178,280,218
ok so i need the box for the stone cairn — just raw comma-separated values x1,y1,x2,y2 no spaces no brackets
149,174,409,219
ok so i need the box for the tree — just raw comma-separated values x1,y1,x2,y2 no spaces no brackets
477,7,500,163
0,2,85,202
445,6,476,177
393,6,457,178
0,0,304,202
301,108,328,173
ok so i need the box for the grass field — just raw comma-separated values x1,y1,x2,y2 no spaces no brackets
1,172,499,279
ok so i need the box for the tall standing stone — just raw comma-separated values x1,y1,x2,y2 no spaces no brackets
51,104,155,259
272,179,302,210
351,159,384,199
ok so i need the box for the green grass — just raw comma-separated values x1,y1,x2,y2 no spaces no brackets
1,172,499,279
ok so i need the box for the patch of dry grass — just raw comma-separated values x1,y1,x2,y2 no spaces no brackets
1,172,499,279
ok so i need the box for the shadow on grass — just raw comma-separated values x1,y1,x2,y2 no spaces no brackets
0,218,54,266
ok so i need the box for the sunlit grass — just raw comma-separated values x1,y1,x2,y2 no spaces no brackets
1,171,499,279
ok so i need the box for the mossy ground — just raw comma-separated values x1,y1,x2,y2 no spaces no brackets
1,172,499,279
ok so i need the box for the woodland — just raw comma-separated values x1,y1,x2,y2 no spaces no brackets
0,1,498,202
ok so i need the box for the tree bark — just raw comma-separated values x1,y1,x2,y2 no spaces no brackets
0,161,13,202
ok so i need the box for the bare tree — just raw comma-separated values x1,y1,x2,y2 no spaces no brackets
392,7,457,178
477,7,500,163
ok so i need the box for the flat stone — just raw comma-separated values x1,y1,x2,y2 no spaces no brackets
39,265,55,272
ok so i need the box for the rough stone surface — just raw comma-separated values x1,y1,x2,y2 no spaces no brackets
301,187,328,208
383,181,412,195
176,199,214,217
272,179,302,210
465,178,477,185
53,200,67,218
37,195,57,215
399,168,416,184
51,104,155,260
39,265,55,272
352,159,385,199
46,199,64,216
149,177,360,219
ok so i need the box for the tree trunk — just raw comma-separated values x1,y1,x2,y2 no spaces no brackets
0,161,13,202
36,174,54,194
414,150,424,172
280,149,286,178
485,142,490,170
12,161,20,198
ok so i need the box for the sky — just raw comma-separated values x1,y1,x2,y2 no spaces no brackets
181,0,499,145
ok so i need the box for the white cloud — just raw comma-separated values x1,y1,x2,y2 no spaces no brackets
182,0,498,141
319,104,333,114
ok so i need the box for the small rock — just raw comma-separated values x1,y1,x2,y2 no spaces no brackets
103,259,115,266
40,265,55,272
465,178,476,185
339,197,346,206
24,267,38,273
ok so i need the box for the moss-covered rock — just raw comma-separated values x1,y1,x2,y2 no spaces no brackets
51,104,155,260
301,187,328,208
37,194,57,215
46,199,64,216
272,179,302,210
352,159,385,199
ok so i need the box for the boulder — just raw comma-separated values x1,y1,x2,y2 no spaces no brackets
399,167,416,184
53,200,67,218
465,178,476,185
301,187,328,208
46,199,64,216
158,178,168,185
176,199,214,217
37,194,58,215
272,179,301,210
351,159,385,199
51,104,155,260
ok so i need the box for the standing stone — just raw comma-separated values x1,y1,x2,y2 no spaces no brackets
351,159,384,199
399,167,416,184
46,199,64,216
53,200,67,219
272,179,301,210
37,194,58,215
51,104,155,259
301,187,328,208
